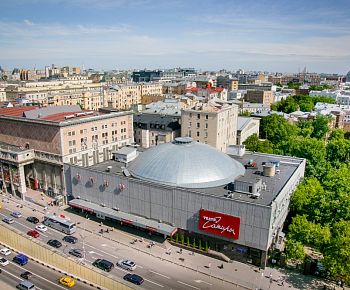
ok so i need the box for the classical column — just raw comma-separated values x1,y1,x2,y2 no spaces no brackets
17,165,27,200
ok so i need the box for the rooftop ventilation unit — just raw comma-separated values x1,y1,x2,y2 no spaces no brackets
65,115,75,119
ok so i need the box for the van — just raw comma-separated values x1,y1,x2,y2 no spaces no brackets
16,280,35,290
13,254,28,266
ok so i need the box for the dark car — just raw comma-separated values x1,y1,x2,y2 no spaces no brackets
68,249,83,258
27,230,40,238
92,259,114,272
123,273,144,285
47,239,62,248
63,236,78,244
20,271,32,279
26,217,39,224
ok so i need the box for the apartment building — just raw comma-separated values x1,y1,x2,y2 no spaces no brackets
105,84,141,110
181,100,238,152
140,82,163,96
246,90,274,106
133,113,181,148
0,105,133,199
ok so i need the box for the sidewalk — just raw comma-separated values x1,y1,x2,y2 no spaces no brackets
2,191,346,290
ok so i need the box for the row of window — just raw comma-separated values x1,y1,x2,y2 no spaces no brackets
188,131,208,138
68,122,128,136
188,122,209,129
189,113,209,120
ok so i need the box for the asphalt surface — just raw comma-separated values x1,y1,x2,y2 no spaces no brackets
0,248,96,290
0,201,237,290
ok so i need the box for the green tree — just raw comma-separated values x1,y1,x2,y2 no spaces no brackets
297,120,314,137
187,236,190,247
180,233,185,245
311,114,332,140
289,136,326,177
192,238,196,248
175,233,179,243
199,240,202,251
243,134,274,154
323,221,350,283
261,114,298,146
326,138,350,167
285,239,305,262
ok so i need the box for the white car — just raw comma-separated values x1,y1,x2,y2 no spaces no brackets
0,248,11,256
117,259,137,271
35,224,48,232
0,258,9,266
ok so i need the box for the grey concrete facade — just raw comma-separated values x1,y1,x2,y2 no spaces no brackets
64,151,305,267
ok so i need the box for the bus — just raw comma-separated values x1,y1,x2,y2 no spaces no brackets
43,214,76,234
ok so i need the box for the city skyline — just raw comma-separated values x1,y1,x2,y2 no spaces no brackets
0,0,349,73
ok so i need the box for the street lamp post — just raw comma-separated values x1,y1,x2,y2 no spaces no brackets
78,217,89,263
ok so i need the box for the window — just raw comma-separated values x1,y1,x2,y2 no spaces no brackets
206,114,209,120
197,131,200,137
205,123,208,129
205,132,208,138
197,123,200,128
197,114,200,119
188,130,191,137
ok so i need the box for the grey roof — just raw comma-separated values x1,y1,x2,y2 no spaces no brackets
115,146,137,155
128,137,246,188
237,117,252,131
24,105,82,119
69,199,177,236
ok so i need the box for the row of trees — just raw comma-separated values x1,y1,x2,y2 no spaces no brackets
271,95,335,113
243,114,350,283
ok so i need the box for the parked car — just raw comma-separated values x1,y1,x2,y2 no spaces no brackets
123,273,144,285
11,211,22,218
2,217,14,224
92,259,114,272
63,236,78,244
27,230,40,238
68,249,83,258
13,254,28,266
117,259,137,271
0,248,11,256
35,224,47,232
59,276,76,288
20,271,32,280
26,217,39,224
0,258,9,266
47,239,62,248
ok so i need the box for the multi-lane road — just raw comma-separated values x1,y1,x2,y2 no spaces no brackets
0,247,96,290
0,200,238,290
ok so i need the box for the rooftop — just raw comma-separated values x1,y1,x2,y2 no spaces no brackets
88,149,304,207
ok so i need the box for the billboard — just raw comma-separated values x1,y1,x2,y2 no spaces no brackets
198,209,240,239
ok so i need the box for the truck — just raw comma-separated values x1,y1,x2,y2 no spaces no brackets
13,254,28,266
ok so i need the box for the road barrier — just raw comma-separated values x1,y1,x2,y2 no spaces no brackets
0,224,134,290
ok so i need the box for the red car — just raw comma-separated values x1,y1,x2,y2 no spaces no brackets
27,230,40,238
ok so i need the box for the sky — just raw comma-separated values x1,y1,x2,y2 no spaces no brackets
0,0,349,73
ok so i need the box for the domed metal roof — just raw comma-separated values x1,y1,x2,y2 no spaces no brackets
128,137,245,188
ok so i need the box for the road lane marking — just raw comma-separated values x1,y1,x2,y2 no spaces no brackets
1,268,44,290
149,270,170,279
10,261,67,290
0,212,48,238
177,280,201,290
194,279,213,286
144,278,164,288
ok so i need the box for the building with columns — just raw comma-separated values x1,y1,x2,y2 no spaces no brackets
0,105,133,201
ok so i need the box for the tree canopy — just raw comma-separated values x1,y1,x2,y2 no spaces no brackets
246,112,350,282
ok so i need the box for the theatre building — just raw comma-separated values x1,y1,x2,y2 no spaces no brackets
65,137,305,267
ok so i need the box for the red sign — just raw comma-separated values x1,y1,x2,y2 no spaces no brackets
198,209,240,239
